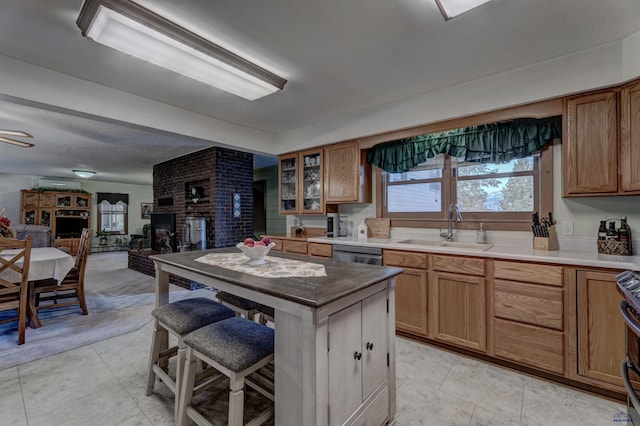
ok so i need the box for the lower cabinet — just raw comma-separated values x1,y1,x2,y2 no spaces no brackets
55,237,80,255
431,255,486,352
492,261,565,374
328,290,389,425
576,269,627,388
383,249,428,336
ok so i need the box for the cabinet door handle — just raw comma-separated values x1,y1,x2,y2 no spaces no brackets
353,351,362,360
366,342,374,351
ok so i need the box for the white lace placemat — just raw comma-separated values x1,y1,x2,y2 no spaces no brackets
194,253,327,278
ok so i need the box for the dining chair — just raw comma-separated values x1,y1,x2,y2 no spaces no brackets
28,228,91,326
0,236,32,345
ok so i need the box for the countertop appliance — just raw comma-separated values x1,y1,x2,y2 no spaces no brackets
184,216,206,250
617,270,640,425
327,213,338,238
332,244,382,265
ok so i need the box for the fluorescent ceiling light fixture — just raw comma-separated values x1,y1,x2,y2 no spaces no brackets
77,0,287,100
436,0,493,20
0,136,34,148
0,130,33,138
73,170,96,178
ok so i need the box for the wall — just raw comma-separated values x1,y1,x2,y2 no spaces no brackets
0,172,152,243
153,146,253,249
253,165,286,236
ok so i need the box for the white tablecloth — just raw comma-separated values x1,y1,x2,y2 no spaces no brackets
0,247,74,283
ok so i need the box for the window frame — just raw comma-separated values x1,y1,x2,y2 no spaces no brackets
376,144,553,231
96,193,129,235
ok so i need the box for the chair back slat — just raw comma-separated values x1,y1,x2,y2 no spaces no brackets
74,228,91,271
0,236,32,344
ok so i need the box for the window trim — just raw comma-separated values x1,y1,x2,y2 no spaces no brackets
375,143,553,231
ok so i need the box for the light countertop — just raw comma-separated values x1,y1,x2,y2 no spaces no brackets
307,236,640,271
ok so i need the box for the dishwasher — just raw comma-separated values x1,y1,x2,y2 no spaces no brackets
332,244,383,265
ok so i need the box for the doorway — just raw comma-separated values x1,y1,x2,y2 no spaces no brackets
253,180,266,236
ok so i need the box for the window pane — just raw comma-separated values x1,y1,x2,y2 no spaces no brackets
457,176,533,212
388,169,442,182
388,183,441,212
457,157,533,177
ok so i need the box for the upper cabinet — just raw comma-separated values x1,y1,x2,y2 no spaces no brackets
278,149,324,215
563,78,640,197
324,141,372,204
620,80,640,192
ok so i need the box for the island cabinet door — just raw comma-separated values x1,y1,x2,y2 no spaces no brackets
328,289,389,425
328,301,362,425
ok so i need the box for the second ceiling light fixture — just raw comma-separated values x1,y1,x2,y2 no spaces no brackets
76,0,287,101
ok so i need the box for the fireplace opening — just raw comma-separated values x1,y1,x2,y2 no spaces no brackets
150,213,176,253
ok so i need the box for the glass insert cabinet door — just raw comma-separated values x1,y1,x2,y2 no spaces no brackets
300,151,323,213
279,154,298,213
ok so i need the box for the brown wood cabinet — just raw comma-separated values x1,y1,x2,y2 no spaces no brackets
621,79,640,192
308,242,332,258
563,78,640,197
492,261,565,374
430,255,486,352
21,190,92,255
576,269,627,389
383,249,428,336
324,141,371,204
563,90,618,195
278,149,324,215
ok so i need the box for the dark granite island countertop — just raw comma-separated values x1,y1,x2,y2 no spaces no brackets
150,247,402,308
150,247,402,426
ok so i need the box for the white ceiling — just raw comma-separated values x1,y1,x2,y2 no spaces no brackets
1,0,640,185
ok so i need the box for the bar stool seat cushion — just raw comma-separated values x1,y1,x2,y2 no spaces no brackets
216,292,259,311
184,317,274,372
151,297,235,335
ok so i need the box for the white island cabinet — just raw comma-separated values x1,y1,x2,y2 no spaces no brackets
151,248,400,426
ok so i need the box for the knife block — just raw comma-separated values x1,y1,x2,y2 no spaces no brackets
533,226,559,251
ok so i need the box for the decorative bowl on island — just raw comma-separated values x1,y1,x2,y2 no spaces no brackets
236,237,275,265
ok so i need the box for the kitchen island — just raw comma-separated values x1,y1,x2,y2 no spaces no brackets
150,248,401,426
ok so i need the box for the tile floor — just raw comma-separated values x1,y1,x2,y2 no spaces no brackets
0,320,628,425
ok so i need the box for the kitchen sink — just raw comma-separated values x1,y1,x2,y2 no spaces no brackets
437,242,493,251
395,239,493,251
396,239,442,246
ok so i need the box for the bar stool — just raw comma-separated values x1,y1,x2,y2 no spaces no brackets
178,316,275,426
255,303,275,325
215,291,259,319
145,297,235,419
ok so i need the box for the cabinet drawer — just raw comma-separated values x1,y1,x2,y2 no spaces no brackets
383,250,428,269
308,242,332,258
432,255,484,276
270,238,283,252
283,240,308,254
494,318,564,375
494,260,563,286
494,280,563,330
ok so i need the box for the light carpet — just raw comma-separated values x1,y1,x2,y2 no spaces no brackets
0,251,216,371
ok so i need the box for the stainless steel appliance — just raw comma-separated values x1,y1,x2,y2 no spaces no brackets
327,213,338,238
184,216,206,250
617,270,640,424
339,215,349,237
332,244,382,265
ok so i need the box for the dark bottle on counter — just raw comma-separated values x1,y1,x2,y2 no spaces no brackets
598,221,607,240
619,217,632,253
607,221,618,241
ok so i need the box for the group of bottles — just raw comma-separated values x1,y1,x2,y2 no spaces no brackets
598,217,633,252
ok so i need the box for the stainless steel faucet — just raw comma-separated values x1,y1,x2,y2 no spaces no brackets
440,203,463,242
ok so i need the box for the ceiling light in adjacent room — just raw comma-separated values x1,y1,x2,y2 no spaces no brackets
436,0,493,20
76,0,287,100
73,170,96,178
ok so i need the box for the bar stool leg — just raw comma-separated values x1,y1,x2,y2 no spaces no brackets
145,320,163,395
178,348,197,426
228,372,245,426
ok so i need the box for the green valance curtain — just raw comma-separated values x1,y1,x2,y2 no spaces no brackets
366,116,562,173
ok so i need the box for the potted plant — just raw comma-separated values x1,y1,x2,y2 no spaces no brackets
96,229,110,245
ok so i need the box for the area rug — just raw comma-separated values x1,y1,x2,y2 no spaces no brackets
0,251,216,371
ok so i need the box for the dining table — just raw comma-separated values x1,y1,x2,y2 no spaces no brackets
151,247,401,426
0,247,74,328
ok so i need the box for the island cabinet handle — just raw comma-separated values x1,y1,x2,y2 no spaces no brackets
366,342,374,351
354,351,362,360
